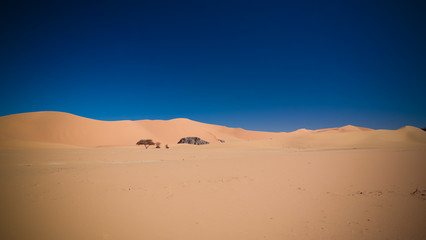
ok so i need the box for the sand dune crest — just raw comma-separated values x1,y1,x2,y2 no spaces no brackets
0,111,424,149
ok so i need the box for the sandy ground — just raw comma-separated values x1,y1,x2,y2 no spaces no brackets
1,144,425,240
1,111,425,239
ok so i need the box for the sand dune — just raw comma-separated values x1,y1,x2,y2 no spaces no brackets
1,111,425,149
289,125,371,134
242,126,426,149
0,111,285,147
1,111,426,240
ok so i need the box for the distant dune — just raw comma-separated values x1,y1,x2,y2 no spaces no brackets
224,125,426,150
0,111,425,148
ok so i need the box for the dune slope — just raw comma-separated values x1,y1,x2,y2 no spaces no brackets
1,111,424,149
0,111,286,147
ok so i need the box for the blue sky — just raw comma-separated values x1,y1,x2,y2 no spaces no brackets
1,0,425,132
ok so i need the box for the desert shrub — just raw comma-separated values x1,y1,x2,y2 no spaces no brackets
155,142,161,148
136,139,155,149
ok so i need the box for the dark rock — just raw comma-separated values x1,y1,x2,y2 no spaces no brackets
177,137,209,145
422,127,426,132
218,139,225,143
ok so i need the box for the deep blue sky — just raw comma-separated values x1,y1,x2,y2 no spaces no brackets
1,0,425,132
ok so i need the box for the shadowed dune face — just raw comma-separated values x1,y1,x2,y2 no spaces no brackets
1,111,425,149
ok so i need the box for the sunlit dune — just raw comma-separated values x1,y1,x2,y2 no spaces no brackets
0,111,287,147
1,111,424,150
0,111,425,240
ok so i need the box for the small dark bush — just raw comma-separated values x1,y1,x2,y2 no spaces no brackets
136,139,155,149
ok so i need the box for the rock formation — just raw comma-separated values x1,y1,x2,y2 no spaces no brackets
177,137,209,145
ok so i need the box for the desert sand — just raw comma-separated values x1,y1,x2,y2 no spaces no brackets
1,111,425,240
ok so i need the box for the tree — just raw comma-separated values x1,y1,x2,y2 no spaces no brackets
136,139,155,149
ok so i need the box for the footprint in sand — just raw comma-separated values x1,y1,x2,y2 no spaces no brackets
410,188,426,200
